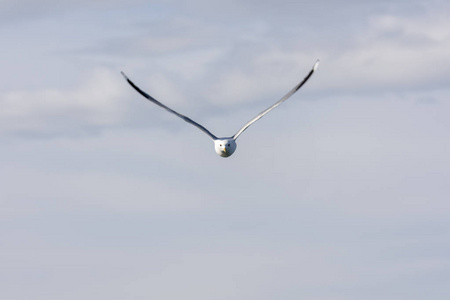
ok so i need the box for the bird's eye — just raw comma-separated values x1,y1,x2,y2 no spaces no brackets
220,144,222,147
228,144,230,146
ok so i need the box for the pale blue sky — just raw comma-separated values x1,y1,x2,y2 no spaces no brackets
1,1,450,299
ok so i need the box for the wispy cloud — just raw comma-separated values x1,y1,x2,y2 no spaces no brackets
0,68,128,137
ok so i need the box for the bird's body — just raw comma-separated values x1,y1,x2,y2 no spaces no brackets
121,60,319,157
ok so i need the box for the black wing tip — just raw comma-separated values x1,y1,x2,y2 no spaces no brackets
120,71,129,81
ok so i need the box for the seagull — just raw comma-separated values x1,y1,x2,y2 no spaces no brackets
121,60,319,158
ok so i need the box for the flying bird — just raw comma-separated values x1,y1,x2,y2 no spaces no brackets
121,60,319,158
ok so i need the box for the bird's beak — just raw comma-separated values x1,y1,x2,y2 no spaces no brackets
223,147,227,154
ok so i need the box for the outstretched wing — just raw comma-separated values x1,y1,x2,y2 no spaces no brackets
232,60,319,140
121,72,217,140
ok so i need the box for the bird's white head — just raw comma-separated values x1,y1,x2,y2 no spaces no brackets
214,139,237,157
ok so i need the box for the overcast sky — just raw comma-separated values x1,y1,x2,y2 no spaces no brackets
1,1,450,299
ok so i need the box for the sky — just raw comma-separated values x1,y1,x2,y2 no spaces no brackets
1,0,450,299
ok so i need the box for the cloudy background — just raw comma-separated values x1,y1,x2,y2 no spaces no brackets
1,0,450,299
